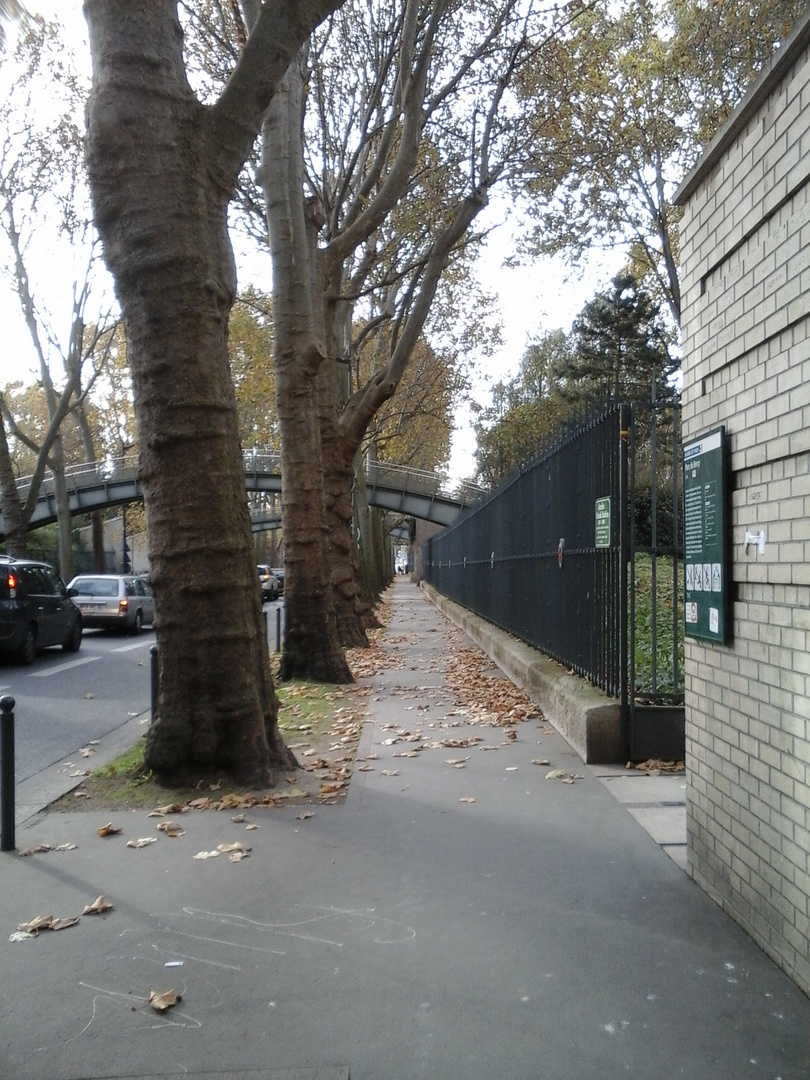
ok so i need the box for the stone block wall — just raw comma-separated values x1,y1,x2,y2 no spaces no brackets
676,16,810,996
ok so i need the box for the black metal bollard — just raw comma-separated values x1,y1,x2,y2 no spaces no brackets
276,607,281,653
1,695,16,852
150,645,159,725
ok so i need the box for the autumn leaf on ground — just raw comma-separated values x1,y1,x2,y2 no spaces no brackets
97,822,122,837
231,813,245,823
444,757,469,766
381,768,399,777
82,895,113,915
149,989,181,1012
296,811,314,821
458,796,476,804
16,915,55,935
156,821,185,837
149,803,186,817
532,758,551,766
228,850,250,862
545,768,567,780
49,916,80,931
245,823,260,831
126,837,158,849
193,850,220,860
358,764,375,772
18,844,52,856
217,842,250,854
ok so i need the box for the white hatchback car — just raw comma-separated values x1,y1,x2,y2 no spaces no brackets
67,574,155,633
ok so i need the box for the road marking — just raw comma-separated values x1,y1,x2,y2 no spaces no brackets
110,639,156,653
28,656,102,677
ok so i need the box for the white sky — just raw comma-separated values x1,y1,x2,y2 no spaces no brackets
2,0,622,483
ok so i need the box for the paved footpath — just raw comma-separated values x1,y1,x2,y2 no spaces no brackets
1,579,809,1080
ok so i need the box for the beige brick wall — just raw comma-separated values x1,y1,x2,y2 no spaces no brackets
678,34,810,996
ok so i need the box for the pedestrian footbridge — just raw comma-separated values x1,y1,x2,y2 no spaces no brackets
0,452,485,541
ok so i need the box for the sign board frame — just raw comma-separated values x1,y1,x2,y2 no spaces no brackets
682,426,730,644
595,496,611,548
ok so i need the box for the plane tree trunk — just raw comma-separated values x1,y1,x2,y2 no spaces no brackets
83,0,345,783
261,53,351,683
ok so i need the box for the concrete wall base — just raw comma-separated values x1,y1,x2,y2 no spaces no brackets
422,582,624,765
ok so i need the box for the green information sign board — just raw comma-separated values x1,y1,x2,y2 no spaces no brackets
595,497,611,548
682,426,729,643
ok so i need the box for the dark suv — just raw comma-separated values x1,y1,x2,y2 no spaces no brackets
0,556,83,664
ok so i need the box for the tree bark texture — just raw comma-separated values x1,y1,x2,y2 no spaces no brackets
317,364,369,648
83,0,341,782
261,55,351,683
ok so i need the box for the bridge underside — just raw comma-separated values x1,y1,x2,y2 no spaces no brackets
2,465,477,541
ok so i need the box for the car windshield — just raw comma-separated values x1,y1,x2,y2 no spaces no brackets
72,578,119,598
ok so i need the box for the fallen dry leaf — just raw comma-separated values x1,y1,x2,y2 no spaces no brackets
193,850,220,860
82,895,113,916
381,768,399,777
156,821,185,837
444,757,469,766
231,813,245,823
245,823,260,831
16,915,56,935
545,768,567,780
126,837,158,849
18,844,52,856
532,758,551,766
228,850,250,862
216,842,250,854
296,810,314,821
49,917,80,931
458,796,476,804
97,822,123,838
149,803,186,817
149,989,181,1012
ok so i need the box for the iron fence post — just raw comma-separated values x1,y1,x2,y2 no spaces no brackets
150,645,159,724
619,403,631,761
1,695,16,852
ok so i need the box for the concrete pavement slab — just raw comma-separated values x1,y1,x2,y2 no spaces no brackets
1,579,809,1080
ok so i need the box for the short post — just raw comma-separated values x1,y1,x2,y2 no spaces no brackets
150,645,159,725
1,695,16,852
276,607,281,653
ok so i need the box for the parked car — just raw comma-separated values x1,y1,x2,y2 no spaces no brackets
0,555,83,664
67,573,155,633
257,565,280,601
270,566,285,595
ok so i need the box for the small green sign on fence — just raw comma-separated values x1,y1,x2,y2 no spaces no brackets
595,497,611,548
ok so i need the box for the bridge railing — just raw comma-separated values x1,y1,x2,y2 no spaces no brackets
14,455,142,501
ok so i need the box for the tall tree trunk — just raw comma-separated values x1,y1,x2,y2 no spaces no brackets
262,54,351,683
49,435,75,581
0,418,26,556
83,0,318,784
317,362,369,647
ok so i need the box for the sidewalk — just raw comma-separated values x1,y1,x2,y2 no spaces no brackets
1,578,808,1080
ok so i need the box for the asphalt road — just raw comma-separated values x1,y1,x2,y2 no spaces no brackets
0,598,285,787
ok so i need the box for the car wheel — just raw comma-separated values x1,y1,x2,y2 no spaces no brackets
63,617,82,653
131,609,143,634
16,625,37,666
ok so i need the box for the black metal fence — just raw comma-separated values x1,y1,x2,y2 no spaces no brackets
422,396,684,760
